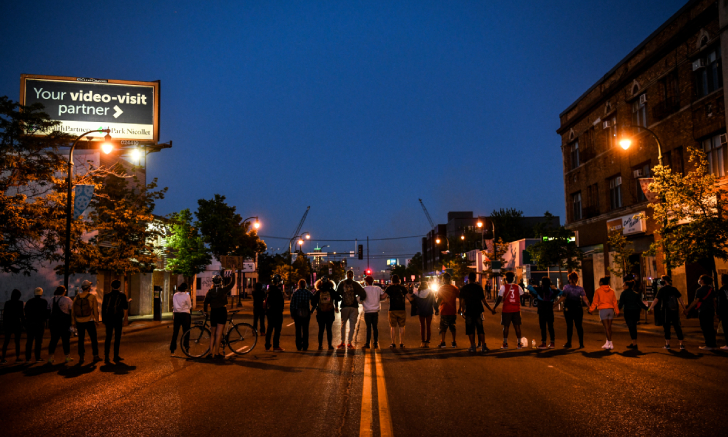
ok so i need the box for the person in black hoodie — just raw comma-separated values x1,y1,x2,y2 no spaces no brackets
618,274,649,350
252,282,266,335
265,275,285,352
527,277,559,349
102,280,129,363
25,287,50,364
1,289,25,364
647,275,686,350
718,274,728,350
685,274,717,350
47,286,74,364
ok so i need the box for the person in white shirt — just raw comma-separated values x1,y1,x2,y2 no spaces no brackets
362,276,387,349
170,283,193,356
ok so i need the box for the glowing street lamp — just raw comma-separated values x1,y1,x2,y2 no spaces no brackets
618,125,665,165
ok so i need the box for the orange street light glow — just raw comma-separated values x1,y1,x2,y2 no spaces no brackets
619,138,632,150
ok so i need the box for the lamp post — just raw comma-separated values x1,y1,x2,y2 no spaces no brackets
236,216,261,305
64,129,114,290
288,232,310,291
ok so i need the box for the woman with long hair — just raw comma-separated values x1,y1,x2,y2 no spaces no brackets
589,277,619,350
311,276,340,350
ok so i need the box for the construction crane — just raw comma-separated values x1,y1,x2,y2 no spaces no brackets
418,199,435,229
291,206,310,240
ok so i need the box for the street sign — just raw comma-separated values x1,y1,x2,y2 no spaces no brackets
20,74,160,142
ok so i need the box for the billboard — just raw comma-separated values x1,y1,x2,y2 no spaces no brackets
20,74,160,142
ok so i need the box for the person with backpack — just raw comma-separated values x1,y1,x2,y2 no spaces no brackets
361,275,386,349
252,282,266,335
553,272,590,348
102,280,129,363
72,280,101,362
385,274,410,349
24,287,49,364
718,274,728,350
589,277,619,350
203,271,236,358
647,275,686,350
527,277,559,349
290,279,313,351
312,276,339,350
618,274,648,350
437,273,460,349
336,270,367,349
47,286,74,364
1,289,25,365
170,283,192,356
412,280,438,348
459,272,496,353
492,272,525,350
684,274,718,350
265,275,285,352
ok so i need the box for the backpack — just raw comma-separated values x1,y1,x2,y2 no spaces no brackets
318,290,334,312
73,294,93,318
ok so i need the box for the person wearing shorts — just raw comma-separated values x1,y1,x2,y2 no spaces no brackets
493,272,525,349
589,276,619,350
204,271,236,358
385,275,409,348
436,273,460,348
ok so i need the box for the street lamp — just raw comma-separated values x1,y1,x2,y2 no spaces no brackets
236,216,261,305
64,129,113,290
288,232,310,290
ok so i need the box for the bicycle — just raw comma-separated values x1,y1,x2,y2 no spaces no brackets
180,309,257,358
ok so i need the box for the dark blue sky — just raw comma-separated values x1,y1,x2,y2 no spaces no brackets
1,0,686,271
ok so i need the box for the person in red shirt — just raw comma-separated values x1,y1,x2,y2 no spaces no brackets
436,273,460,348
492,271,525,349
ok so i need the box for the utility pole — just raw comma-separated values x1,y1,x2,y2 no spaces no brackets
367,236,370,273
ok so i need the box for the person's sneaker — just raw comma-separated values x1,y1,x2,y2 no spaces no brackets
0,359,7,365
517,343,523,350
578,344,585,349
47,357,55,364
451,342,457,348
373,343,379,349
346,343,354,349
92,355,101,362
601,341,610,349
548,342,555,349
362,343,370,349
337,344,346,350
420,342,426,348
627,344,637,349
537,343,548,350
663,345,671,349
563,343,572,348
318,345,324,351
501,342,508,349
328,345,335,350
170,351,176,356
105,357,111,364
481,344,489,353
389,343,396,348
15,359,25,364
438,342,447,349
423,342,429,348
467,347,476,353
265,345,271,351
114,356,124,361
65,356,73,363
399,344,405,349
698,346,714,351
680,344,685,350
720,345,728,350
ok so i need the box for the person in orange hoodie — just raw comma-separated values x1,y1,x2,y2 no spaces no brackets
589,277,619,350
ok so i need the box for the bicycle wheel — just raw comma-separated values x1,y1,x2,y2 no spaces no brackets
181,326,211,358
226,322,257,355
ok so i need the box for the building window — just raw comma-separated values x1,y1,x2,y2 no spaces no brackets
196,277,202,290
609,175,623,210
607,117,618,149
585,183,599,217
664,147,684,175
634,162,651,202
695,47,722,98
702,133,726,178
632,95,648,129
572,192,582,221
570,140,580,169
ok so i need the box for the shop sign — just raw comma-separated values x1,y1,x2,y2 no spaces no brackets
606,211,646,235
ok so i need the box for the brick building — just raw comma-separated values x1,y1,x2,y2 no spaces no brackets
558,0,728,300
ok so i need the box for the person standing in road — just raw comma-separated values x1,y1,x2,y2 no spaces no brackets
385,274,410,349
492,272,525,350
684,274,718,351
459,272,496,353
252,282,266,335
336,270,367,349
717,274,728,350
553,272,590,349
618,274,648,350
265,275,285,352
312,277,339,350
290,279,313,351
102,280,129,363
24,287,49,364
47,286,73,364
170,283,192,356
647,275,686,350
72,280,100,363
1,289,25,365
203,271,236,358
361,276,386,349
589,277,619,350
527,277,559,349
412,281,437,348
436,273,460,349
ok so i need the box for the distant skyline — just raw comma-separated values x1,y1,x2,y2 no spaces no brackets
0,0,687,272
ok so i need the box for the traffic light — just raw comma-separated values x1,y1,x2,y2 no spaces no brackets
365,268,372,276
358,244,363,260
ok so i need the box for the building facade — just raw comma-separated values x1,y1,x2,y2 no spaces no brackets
558,0,728,300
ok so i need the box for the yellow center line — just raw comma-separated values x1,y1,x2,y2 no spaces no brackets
374,349,394,437
359,350,373,437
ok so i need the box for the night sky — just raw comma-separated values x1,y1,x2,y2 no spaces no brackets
0,0,686,272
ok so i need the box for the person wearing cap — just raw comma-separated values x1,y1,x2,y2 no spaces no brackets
24,287,50,364
102,280,129,363
203,270,236,358
2,289,25,364
48,286,74,364
72,280,101,362
264,274,285,352
170,283,193,356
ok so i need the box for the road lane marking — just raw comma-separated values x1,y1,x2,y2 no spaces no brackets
359,350,373,437
287,322,295,327
374,350,394,437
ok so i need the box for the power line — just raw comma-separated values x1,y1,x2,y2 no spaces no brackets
259,235,424,242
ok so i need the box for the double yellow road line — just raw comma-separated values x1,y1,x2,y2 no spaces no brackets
360,349,393,437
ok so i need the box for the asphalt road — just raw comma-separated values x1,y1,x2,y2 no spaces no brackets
1,302,727,437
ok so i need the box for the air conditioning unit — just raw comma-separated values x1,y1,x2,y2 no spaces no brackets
615,176,622,185
692,59,706,71
720,134,727,146
633,169,643,178
603,120,611,129
639,94,647,105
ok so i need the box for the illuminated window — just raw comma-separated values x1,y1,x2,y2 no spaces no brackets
695,47,722,98
609,175,623,210
632,95,648,130
702,133,726,178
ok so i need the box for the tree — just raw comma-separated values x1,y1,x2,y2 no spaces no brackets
195,194,266,261
527,213,581,286
166,208,212,283
446,254,472,285
606,231,637,279
490,208,525,243
644,146,728,284
407,252,423,279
